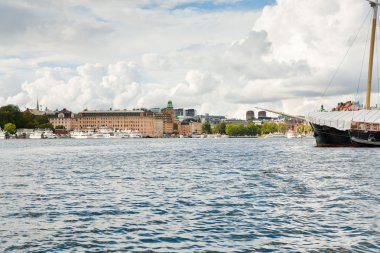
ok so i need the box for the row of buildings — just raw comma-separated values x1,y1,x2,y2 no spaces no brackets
46,101,202,137
31,100,304,136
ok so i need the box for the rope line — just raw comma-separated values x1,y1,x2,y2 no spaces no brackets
377,7,380,106
320,9,371,100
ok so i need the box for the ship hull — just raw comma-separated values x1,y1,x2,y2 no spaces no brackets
311,123,380,147
311,123,356,147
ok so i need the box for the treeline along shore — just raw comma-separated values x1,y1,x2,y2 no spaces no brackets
1,104,312,137
0,105,53,134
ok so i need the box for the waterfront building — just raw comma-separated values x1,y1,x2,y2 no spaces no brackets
178,118,202,136
72,109,164,137
47,108,75,130
46,101,176,137
153,101,175,134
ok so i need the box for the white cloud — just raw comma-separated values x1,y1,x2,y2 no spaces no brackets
0,0,377,119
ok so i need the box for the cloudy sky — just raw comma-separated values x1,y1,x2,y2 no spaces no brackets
0,0,376,118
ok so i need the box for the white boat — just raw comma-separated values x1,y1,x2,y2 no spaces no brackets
286,131,296,139
70,131,93,139
92,132,111,138
0,128,6,139
266,132,286,138
111,131,131,138
129,130,142,138
43,131,57,139
29,131,43,139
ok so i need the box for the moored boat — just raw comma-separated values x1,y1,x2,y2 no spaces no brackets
266,132,286,138
286,131,296,139
29,131,43,139
43,131,57,139
70,131,94,139
0,128,7,139
306,0,380,147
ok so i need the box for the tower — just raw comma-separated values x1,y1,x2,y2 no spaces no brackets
246,110,255,121
36,97,39,111
167,100,173,109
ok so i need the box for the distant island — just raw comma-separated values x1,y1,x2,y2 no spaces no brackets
0,101,311,139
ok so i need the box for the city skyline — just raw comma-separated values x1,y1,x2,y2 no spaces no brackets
0,0,374,119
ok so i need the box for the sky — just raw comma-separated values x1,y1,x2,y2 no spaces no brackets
0,0,376,118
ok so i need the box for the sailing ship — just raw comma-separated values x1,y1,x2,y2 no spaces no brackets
307,0,380,147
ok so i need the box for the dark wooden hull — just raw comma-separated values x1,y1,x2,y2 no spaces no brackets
311,123,380,147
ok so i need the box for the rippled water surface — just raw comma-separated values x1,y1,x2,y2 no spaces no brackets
0,138,379,252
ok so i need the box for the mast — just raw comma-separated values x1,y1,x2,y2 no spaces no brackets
366,0,379,110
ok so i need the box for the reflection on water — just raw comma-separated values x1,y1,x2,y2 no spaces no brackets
0,138,379,252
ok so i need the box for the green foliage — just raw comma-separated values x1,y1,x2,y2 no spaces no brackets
218,122,226,134
55,125,66,129
296,124,313,134
4,123,16,134
211,125,219,134
224,122,288,136
246,122,259,136
202,121,212,134
0,105,24,128
208,122,226,134
261,122,278,134
0,104,52,130
277,122,287,133
225,123,250,136
37,122,54,130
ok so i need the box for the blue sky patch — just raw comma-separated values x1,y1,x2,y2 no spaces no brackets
171,0,275,11
38,61,80,69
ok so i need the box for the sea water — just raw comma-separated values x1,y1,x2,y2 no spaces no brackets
0,138,379,252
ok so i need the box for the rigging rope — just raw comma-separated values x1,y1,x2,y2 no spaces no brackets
355,12,372,103
320,9,371,102
377,8,380,107
353,13,372,121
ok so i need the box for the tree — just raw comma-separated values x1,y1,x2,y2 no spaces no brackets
0,105,23,128
22,111,36,128
4,123,16,134
246,122,258,136
218,122,226,134
225,124,233,136
236,124,245,136
37,122,54,130
277,122,287,133
261,122,277,134
55,125,65,129
202,121,212,134
211,125,219,134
